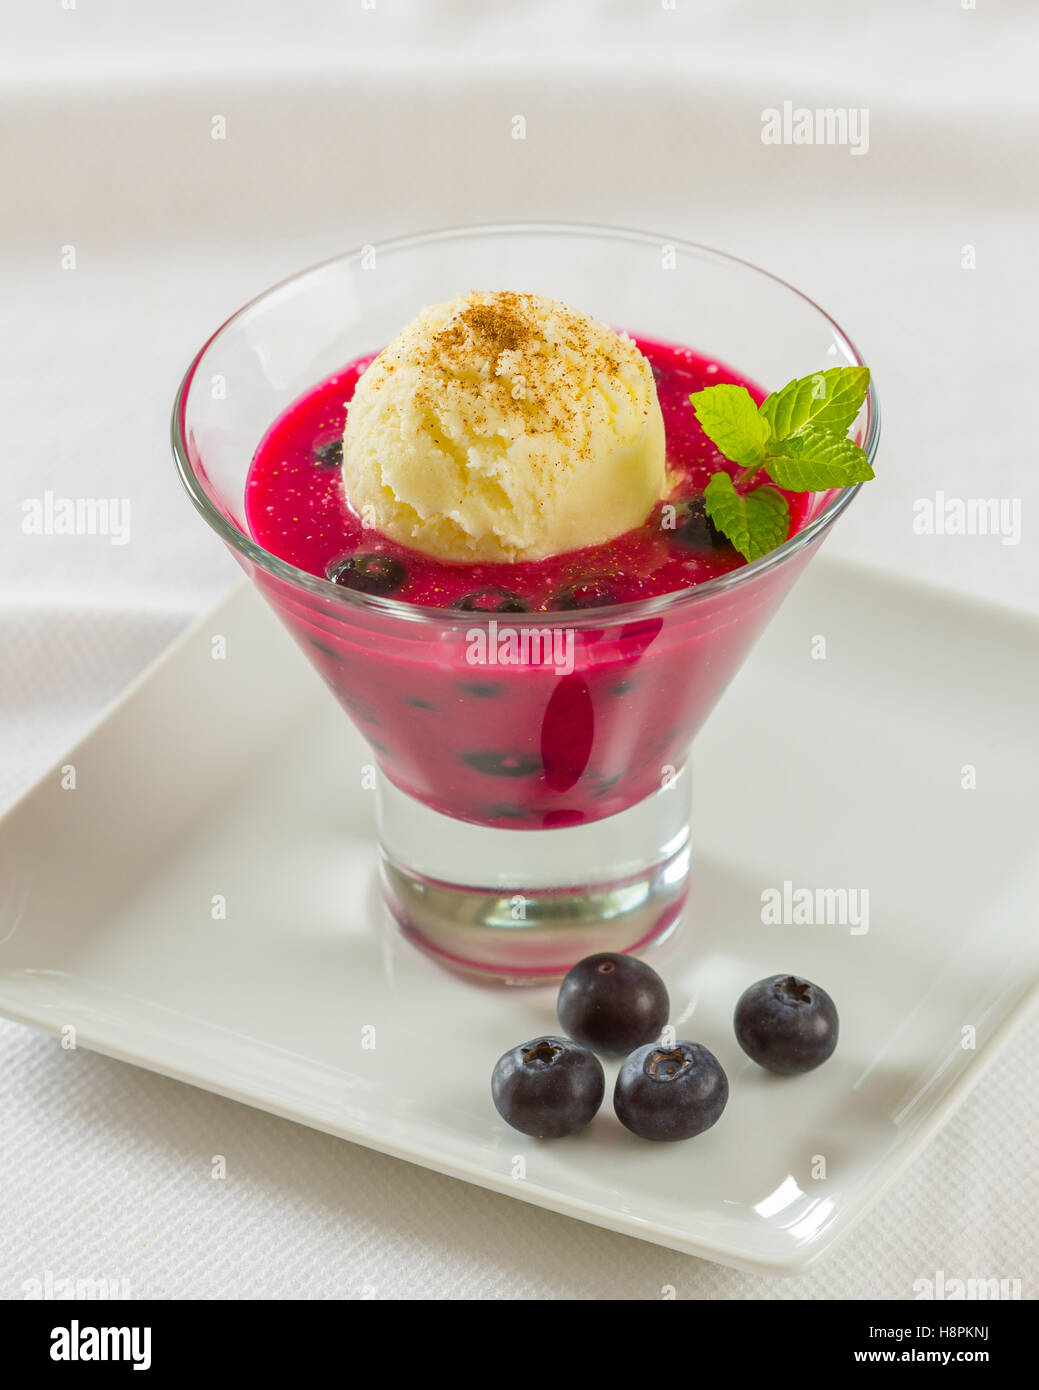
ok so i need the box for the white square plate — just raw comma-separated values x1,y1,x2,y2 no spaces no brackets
1,557,1035,1274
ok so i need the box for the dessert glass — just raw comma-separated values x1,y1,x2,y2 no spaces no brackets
171,224,879,980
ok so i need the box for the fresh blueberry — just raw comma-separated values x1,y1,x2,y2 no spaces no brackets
327,553,406,595
491,1036,605,1138
670,495,731,551
551,578,621,610
734,975,839,1075
614,1041,729,1141
454,587,529,613
313,437,343,468
462,751,541,778
557,952,669,1058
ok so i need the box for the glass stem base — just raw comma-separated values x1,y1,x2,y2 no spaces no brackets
376,768,691,981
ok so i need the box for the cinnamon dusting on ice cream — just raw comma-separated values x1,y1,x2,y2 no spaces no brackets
341,290,666,563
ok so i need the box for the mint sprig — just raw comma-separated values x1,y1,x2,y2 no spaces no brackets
759,366,870,438
765,426,875,492
690,365,872,561
684,383,770,469
703,472,789,561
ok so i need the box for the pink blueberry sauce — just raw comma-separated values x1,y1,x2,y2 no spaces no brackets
243,337,820,829
246,337,811,607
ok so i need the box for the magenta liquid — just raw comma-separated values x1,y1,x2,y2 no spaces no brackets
245,338,820,829
247,338,810,605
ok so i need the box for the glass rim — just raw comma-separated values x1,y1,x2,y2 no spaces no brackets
170,220,881,627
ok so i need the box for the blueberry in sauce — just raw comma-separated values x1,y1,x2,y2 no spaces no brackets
492,1036,605,1138
459,681,503,698
557,953,669,1058
326,553,406,595
337,692,380,724
669,495,731,551
592,773,622,798
734,975,839,1075
313,437,343,468
614,1041,729,1141
551,578,621,611
454,587,529,614
462,751,542,778
616,616,663,660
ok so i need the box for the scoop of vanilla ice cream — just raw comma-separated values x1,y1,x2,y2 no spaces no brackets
341,290,666,563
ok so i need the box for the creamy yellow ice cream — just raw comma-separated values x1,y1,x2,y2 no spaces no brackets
341,290,666,563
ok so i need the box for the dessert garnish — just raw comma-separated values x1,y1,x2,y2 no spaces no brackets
690,365,873,561
733,974,840,1074
491,1036,605,1139
556,952,669,1058
613,1041,729,1142
491,957,839,1140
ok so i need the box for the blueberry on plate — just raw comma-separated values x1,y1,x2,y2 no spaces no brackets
557,952,669,1058
492,1036,605,1138
453,586,529,613
670,495,730,551
326,553,406,595
734,974,839,1075
614,1041,729,1141
551,578,621,610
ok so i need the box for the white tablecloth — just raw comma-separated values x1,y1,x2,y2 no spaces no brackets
2,0,1036,1299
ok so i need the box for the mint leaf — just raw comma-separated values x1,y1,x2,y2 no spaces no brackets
742,488,792,560
704,471,790,562
690,361,872,565
759,366,869,439
689,383,770,469
765,426,876,491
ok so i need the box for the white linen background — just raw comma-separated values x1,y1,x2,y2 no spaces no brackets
1,0,1036,1299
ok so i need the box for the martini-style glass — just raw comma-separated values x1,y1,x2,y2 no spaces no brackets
172,224,879,980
